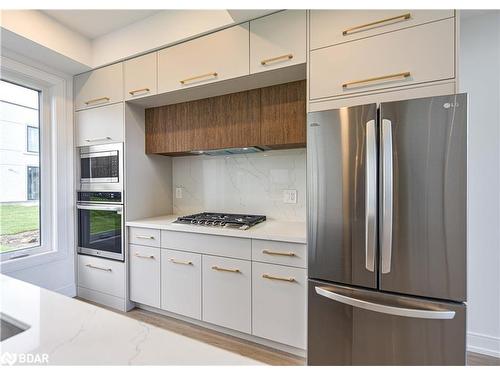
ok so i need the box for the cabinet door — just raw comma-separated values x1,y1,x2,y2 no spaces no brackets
129,245,160,308
161,249,202,320
75,102,124,146
124,52,157,100
252,262,307,349
77,254,125,298
158,23,249,93
145,88,260,154
202,255,251,334
310,10,454,50
250,10,306,74
252,239,307,268
310,18,455,101
74,63,123,111
260,80,306,147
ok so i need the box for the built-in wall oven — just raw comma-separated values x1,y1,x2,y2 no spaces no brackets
79,143,123,191
77,191,124,261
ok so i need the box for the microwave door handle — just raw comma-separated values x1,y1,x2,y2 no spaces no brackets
77,205,122,212
380,119,393,274
315,287,455,320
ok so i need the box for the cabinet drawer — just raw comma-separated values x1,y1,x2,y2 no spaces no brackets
129,245,160,308
161,230,251,260
128,227,161,247
252,239,306,268
161,249,202,320
202,255,251,334
158,23,249,94
252,262,307,349
77,254,125,298
310,10,454,50
75,103,124,147
250,10,306,74
310,18,455,101
124,52,157,100
74,63,123,111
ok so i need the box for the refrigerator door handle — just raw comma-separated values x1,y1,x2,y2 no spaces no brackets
315,286,456,320
381,118,393,274
365,120,377,272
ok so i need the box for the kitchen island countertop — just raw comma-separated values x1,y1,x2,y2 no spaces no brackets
0,274,264,365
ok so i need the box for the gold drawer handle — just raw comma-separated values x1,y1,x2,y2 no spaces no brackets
342,72,411,89
129,88,150,96
170,258,193,265
135,253,155,259
212,265,240,273
262,274,296,282
85,264,112,272
343,13,411,36
262,249,296,257
261,54,293,66
85,96,110,105
180,72,218,84
136,235,155,240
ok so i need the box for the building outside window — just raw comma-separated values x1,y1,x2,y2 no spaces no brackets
0,79,41,253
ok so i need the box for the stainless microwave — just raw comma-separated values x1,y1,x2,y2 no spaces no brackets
79,143,123,191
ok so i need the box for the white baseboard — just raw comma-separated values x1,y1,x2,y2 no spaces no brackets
468,332,500,358
54,283,76,297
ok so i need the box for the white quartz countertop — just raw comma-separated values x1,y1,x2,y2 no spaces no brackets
126,215,307,244
0,274,263,365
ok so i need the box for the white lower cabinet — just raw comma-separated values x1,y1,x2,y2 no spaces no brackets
129,245,160,308
78,254,125,297
202,255,251,334
252,262,307,349
161,249,202,320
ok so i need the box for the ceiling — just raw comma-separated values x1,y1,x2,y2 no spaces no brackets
42,10,160,39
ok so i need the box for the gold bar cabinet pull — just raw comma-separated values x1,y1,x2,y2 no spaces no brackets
169,258,193,265
262,249,296,257
342,72,411,89
134,253,155,259
342,13,411,36
129,88,150,96
261,54,293,66
84,96,110,105
262,274,296,282
212,266,240,273
180,72,218,84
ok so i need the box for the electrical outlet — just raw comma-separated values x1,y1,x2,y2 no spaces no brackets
283,189,297,204
175,187,183,199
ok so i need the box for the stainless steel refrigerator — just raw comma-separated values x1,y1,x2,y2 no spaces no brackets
307,94,467,365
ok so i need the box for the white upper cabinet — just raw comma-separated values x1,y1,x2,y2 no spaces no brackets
250,10,306,74
157,23,250,93
310,10,454,50
124,52,157,101
74,63,123,111
75,102,124,147
309,18,455,101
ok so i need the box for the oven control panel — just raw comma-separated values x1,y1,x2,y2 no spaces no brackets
77,191,122,203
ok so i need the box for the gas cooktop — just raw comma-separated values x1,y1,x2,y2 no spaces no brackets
174,212,266,230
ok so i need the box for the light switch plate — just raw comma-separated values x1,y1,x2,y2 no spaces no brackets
175,187,183,199
283,189,297,204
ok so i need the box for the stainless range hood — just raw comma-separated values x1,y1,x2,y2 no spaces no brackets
191,146,266,156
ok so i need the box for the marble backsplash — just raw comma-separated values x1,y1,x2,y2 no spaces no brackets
172,149,306,222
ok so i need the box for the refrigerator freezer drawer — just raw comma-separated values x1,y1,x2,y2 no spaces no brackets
307,280,466,365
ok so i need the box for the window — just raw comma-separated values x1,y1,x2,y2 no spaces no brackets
0,79,41,253
27,126,39,153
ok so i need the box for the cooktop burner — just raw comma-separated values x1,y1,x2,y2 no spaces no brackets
174,212,266,230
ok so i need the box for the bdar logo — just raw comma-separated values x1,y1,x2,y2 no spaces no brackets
0,352,17,366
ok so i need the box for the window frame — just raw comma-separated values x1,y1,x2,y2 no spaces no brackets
0,56,74,270
26,125,39,153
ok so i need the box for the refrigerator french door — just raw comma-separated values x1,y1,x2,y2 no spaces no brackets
307,94,467,365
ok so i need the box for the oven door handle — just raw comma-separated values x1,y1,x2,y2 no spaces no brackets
77,204,123,212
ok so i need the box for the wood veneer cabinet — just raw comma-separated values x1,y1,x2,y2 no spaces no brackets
145,80,306,155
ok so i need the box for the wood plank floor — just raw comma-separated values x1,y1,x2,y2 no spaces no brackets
82,299,500,366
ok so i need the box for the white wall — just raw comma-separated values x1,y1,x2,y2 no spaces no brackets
172,149,306,222
459,10,500,358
